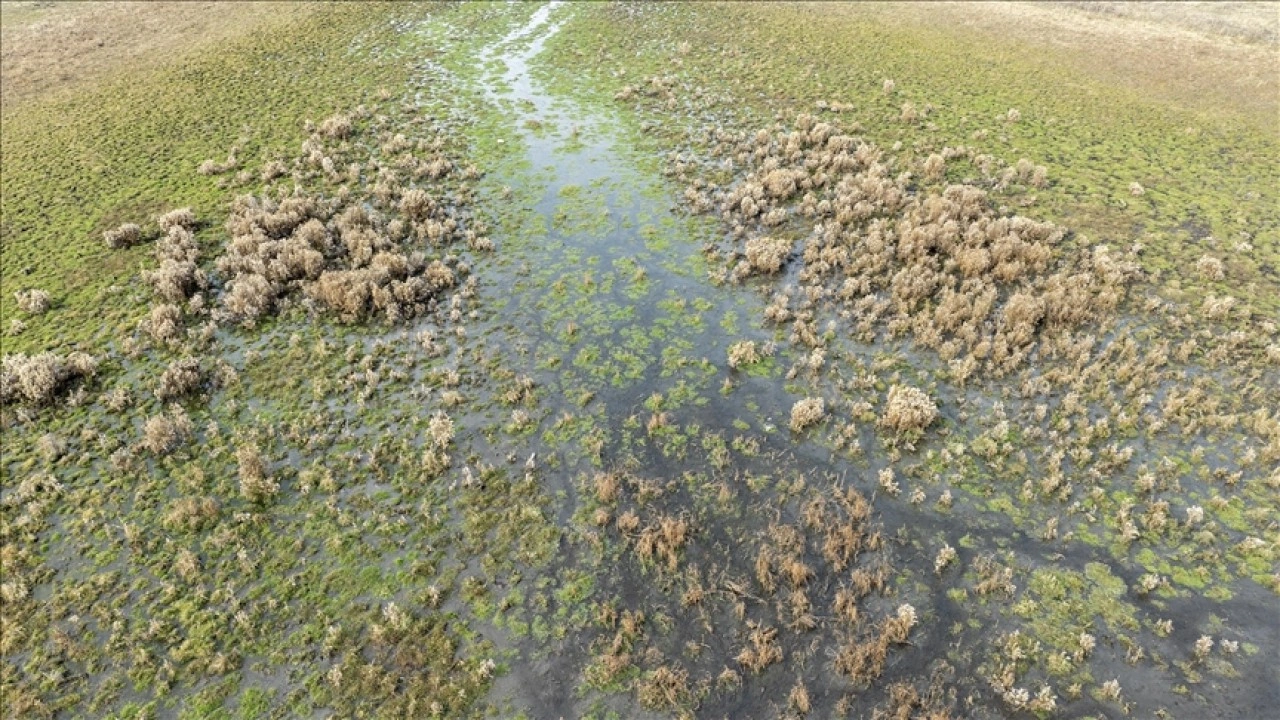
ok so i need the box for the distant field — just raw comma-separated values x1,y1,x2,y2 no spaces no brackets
0,2,322,109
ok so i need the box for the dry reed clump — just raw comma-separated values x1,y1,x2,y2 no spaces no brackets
140,405,193,455
880,385,937,434
144,225,207,302
742,235,792,276
671,116,1141,378
163,496,220,532
140,303,183,343
13,289,51,315
832,603,918,685
237,441,278,503
102,385,132,412
1195,254,1225,280
155,357,203,401
0,351,97,406
737,623,783,673
157,207,197,233
789,397,826,432
635,514,690,571
636,665,692,712
726,340,760,368
103,222,143,249
207,108,485,327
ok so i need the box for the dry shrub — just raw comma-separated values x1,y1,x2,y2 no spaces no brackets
140,405,193,455
999,292,1045,346
761,168,803,199
102,385,132,412
155,357,203,401
156,226,198,261
237,442,278,503
399,188,435,220
305,258,450,323
636,665,691,712
319,112,353,139
261,159,288,182
685,117,1139,378
0,352,97,406
428,412,454,449
218,184,466,326
922,153,945,181
789,397,825,432
164,496,220,532
157,207,197,232
13,289,50,315
727,340,760,369
144,226,206,302
141,303,183,342
1196,254,1225,280
880,385,937,433
221,273,274,324
104,222,143,249
737,623,783,673
145,259,206,302
744,235,791,275
37,433,66,462
1201,294,1236,320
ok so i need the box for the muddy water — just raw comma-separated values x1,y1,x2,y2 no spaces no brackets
413,3,1279,718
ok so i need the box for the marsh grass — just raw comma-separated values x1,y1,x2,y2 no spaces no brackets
1,3,442,354
3,2,1276,718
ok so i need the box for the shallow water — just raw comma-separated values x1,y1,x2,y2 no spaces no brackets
438,4,1280,717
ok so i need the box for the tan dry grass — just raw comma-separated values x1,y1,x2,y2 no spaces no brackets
0,1,321,109
806,1,1279,128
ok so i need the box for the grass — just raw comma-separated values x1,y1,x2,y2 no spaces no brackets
1,3,436,354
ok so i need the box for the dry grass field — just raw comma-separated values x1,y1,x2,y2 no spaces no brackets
864,2,1279,127
0,2,322,108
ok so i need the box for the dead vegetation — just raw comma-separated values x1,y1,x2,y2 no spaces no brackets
139,404,193,455
789,397,825,432
155,356,203,401
207,106,485,326
12,288,50,315
103,222,144,249
681,115,1143,380
0,351,97,406
880,384,938,434
237,441,277,503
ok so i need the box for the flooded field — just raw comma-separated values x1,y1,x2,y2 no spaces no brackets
2,2,1277,718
